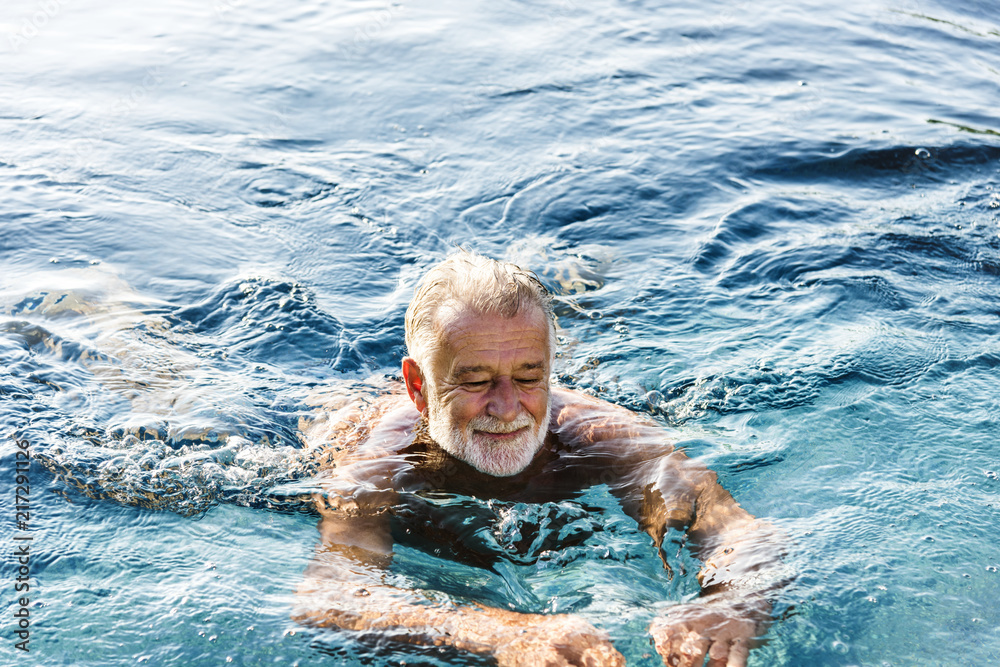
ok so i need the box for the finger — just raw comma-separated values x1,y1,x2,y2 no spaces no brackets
662,637,688,667
678,632,710,667
650,626,670,659
663,638,683,667
706,639,731,667
726,638,750,667
651,624,683,665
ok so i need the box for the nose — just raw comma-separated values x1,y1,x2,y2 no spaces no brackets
485,377,520,422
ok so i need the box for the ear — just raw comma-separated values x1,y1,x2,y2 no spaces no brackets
401,357,428,414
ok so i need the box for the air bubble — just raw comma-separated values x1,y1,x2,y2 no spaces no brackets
645,390,664,409
915,148,930,158
923,536,934,542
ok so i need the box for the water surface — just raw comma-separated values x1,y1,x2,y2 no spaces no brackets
2,0,1000,664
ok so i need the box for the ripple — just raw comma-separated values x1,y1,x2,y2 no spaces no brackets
694,197,850,275
2,319,94,363
652,367,821,423
749,142,1000,183
836,325,949,387
37,433,316,517
2,273,332,517
169,276,364,370
229,163,337,210
627,321,949,425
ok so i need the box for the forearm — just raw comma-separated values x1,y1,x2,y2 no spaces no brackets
685,474,792,604
697,518,791,598
295,565,625,667
296,571,545,656
295,516,624,665
645,518,789,667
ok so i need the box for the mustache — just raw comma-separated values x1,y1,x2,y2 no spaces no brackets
467,414,533,434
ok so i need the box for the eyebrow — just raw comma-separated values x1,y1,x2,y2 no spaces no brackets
452,361,546,378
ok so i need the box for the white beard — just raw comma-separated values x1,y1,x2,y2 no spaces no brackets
426,395,551,477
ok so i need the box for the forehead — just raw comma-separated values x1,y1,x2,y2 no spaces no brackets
435,306,549,373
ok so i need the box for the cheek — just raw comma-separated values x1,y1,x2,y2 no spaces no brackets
523,391,549,421
444,393,482,425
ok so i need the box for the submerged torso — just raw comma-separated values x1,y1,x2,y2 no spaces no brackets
306,385,695,568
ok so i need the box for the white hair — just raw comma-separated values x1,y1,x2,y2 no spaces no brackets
404,249,555,372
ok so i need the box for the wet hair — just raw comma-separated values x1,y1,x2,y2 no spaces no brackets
404,249,555,372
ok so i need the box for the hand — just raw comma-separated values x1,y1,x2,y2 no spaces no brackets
494,614,626,667
649,599,768,667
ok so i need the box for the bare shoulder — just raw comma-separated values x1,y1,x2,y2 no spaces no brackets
549,386,666,447
306,387,419,516
301,382,418,470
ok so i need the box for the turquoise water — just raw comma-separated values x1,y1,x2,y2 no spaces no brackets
2,0,1000,664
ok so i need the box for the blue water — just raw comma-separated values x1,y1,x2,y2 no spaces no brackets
2,0,1000,664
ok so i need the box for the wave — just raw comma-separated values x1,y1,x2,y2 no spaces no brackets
0,270,382,517
168,275,366,370
747,141,1000,183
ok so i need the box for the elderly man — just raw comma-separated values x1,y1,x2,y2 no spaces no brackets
295,251,785,667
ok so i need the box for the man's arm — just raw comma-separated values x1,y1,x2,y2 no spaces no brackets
294,506,626,667
550,388,789,667
640,461,788,667
297,393,624,667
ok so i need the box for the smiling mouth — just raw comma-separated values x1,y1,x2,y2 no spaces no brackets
473,426,528,441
